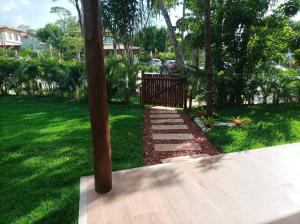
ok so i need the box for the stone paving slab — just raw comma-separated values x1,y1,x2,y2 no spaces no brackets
154,143,201,152
152,133,194,140
150,110,178,114
150,106,177,110
152,124,188,130
151,119,184,124
150,114,181,119
160,154,208,163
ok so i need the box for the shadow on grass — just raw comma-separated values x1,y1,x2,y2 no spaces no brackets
0,96,144,224
208,103,300,153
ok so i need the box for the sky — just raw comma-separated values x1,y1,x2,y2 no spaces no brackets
0,0,299,30
0,0,77,29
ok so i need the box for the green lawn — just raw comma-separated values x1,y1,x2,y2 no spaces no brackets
206,103,300,153
0,96,144,224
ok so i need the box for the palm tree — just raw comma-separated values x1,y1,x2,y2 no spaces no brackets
204,0,213,116
152,0,185,69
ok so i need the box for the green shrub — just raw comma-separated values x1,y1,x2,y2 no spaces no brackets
138,52,151,63
137,64,160,72
156,52,175,63
105,54,139,103
295,49,300,64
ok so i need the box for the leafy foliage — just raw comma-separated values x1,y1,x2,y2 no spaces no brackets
134,26,168,52
183,0,300,105
0,52,87,100
295,49,300,64
105,54,139,103
36,8,83,60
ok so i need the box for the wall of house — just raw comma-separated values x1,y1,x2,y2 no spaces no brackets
0,28,23,47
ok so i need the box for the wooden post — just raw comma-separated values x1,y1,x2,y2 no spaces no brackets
140,71,144,107
183,80,187,109
81,0,112,193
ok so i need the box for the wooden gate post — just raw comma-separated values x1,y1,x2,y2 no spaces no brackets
140,71,144,107
183,79,188,109
81,0,112,193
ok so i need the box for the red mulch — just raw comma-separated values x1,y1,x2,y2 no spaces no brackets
143,108,220,165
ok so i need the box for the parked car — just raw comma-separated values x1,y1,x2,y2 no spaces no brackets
166,60,176,69
150,58,162,67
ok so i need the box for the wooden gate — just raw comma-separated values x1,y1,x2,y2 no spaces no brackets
140,72,187,108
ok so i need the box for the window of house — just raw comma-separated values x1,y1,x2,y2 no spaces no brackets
0,32,3,40
14,34,18,41
8,33,12,40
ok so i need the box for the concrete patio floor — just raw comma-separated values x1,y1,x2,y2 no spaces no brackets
79,143,300,224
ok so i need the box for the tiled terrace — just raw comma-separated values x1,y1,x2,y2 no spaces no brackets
79,143,300,224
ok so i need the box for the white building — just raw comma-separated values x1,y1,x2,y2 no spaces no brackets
0,25,26,50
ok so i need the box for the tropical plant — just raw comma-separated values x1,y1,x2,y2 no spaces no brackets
17,59,41,96
295,49,300,64
105,54,139,103
202,116,215,128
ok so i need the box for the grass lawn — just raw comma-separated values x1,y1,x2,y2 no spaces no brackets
204,103,300,153
0,96,144,224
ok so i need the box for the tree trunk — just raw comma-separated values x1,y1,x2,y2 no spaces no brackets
158,0,184,69
190,48,200,109
181,0,186,59
189,96,193,108
204,0,213,117
81,0,112,193
113,41,117,55
192,48,200,68
73,0,84,36
215,0,224,71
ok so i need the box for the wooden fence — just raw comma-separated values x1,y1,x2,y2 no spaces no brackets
140,72,187,108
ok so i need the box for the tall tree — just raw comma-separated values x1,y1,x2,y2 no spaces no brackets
204,0,213,116
53,0,84,35
134,26,167,52
149,0,185,69
158,0,185,69
101,0,140,64
71,0,83,35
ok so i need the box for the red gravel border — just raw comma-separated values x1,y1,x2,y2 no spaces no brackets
143,108,220,165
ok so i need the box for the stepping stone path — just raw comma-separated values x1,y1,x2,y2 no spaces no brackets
151,119,184,124
144,107,210,164
152,125,188,130
153,133,194,140
150,114,181,119
155,143,202,152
